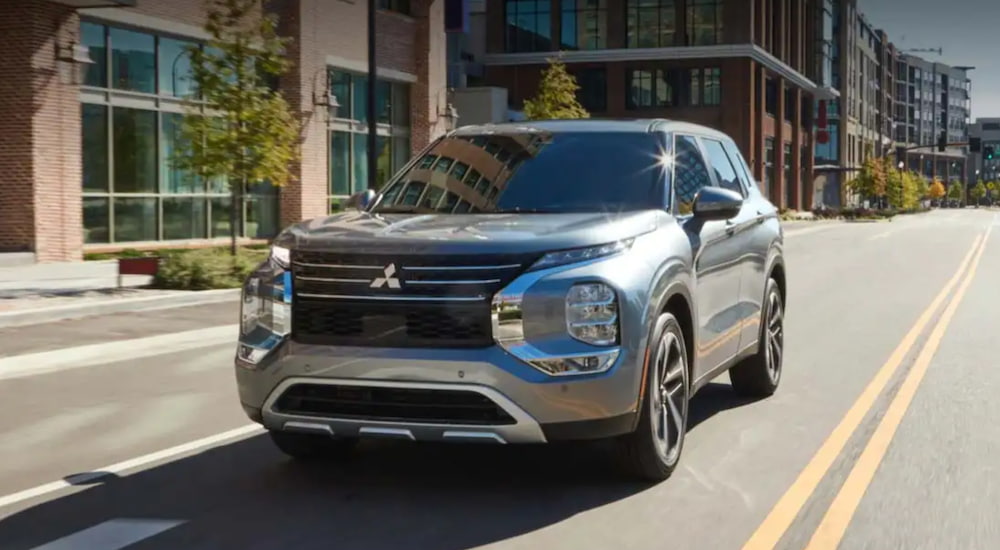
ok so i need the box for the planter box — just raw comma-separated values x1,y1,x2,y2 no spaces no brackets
118,256,161,287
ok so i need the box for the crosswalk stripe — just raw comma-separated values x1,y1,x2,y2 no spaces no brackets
29,518,184,550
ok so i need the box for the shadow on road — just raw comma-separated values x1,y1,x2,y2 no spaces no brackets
0,380,762,550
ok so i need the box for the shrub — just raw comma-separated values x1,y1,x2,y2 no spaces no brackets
153,247,268,290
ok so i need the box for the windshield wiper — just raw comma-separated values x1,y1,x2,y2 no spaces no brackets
491,207,568,214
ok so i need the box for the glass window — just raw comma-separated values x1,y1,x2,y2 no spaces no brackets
352,74,369,123
627,0,675,48
83,197,109,244
161,113,200,193
703,68,721,105
573,68,607,112
81,22,106,88
433,157,454,174
112,107,157,193
329,70,352,119
451,161,470,182
372,131,667,214
210,197,238,238
159,37,196,98
114,197,157,242
673,135,714,214
392,136,411,172
245,195,279,239
82,104,108,192
376,80,392,124
163,197,206,240
110,27,155,93
330,131,351,195
703,138,744,195
352,133,369,193
391,82,411,127
377,0,410,13
627,68,675,109
561,0,607,50
375,135,392,189
505,0,552,53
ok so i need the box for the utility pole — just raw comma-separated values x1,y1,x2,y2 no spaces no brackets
367,0,378,190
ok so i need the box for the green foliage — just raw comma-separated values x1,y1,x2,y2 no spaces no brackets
913,174,929,202
947,181,963,200
523,57,590,120
970,180,987,203
153,247,269,290
173,0,299,255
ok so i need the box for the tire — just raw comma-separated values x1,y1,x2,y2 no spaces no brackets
730,278,784,397
269,430,358,461
616,312,690,482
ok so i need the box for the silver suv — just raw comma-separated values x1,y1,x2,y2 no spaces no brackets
235,119,787,481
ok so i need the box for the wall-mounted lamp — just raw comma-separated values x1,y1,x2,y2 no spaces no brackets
439,102,458,129
58,43,94,85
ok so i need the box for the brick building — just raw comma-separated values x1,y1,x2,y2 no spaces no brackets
0,0,449,262
477,0,838,211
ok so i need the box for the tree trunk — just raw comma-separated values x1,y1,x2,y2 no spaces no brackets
230,178,243,256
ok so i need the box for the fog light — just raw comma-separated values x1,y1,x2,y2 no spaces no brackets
530,350,620,376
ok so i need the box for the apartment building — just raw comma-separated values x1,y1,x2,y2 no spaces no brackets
0,0,450,262
469,0,838,211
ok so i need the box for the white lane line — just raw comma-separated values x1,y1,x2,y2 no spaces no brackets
30,518,184,550
868,230,894,241
0,325,239,381
0,424,263,510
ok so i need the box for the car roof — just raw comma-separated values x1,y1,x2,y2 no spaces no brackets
450,119,734,142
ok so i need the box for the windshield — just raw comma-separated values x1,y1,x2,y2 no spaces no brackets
370,130,667,214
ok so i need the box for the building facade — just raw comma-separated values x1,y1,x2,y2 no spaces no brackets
894,53,971,184
968,118,1000,186
475,0,837,211
0,0,449,262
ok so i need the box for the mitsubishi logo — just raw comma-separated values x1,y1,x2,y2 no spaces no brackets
370,263,401,289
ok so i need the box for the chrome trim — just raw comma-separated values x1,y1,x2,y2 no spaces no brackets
403,264,523,271
442,431,507,444
283,421,335,435
568,316,619,328
293,262,382,270
491,257,624,376
296,292,487,302
359,427,416,440
262,377,547,444
295,276,371,284
408,279,502,285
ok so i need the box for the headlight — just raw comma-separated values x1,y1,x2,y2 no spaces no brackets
566,283,619,346
237,266,291,367
269,244,290,268
529,239,633,271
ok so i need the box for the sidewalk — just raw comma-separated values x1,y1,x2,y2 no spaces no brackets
0,261,239,328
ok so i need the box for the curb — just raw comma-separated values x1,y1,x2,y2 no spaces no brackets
0,288,241,329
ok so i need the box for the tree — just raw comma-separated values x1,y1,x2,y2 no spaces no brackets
970,181,987,206
947,181,963,201
174,0,299,255
523,56,590,120
886,164,904,208
986,181,997,204
912,172,929,206
846,150,887,206
928,180,946,200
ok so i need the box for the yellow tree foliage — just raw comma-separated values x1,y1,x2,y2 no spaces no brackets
523,57,590,120
928,180,946,199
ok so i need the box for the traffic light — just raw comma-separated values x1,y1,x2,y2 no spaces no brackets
937,131,947,152
986,146,995,161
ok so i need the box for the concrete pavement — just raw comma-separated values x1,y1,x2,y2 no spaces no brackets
0,209,996,550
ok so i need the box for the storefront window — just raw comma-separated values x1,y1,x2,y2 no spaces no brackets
81,20,279,244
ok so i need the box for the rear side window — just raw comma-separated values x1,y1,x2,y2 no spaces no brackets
702,138,745,196
723,141,757,194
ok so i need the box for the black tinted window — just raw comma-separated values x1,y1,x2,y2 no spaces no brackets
372,130,667,214
673,135,714,214
703,138,745,196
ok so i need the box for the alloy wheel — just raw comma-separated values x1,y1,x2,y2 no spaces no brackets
652,329,688,465
765,291,784,384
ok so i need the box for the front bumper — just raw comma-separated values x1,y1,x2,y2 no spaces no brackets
236,340,644,444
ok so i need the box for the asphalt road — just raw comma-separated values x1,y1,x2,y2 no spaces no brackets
0,209,997,550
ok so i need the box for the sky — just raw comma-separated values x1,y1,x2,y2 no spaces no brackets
860,0,1000,120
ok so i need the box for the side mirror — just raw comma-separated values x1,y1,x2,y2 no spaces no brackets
346,189,377,211
692,187,743,221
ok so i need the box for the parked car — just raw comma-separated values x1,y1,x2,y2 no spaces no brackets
235,119,787,481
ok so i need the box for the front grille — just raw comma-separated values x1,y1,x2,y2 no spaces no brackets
290,251,537,348
273,383,517,425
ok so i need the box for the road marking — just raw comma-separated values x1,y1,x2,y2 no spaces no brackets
0,324,239,381
803,225,992,549
740,232,984,550
867,230,893,241
0,424,263,510
30,518,184,550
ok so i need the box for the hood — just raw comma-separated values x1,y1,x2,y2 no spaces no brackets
274,210,665,255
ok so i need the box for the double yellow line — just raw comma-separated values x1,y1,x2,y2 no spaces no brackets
742,225,993,550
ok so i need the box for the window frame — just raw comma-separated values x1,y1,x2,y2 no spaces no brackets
625,0,676,49
504,0,553,53
560,0,608,50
